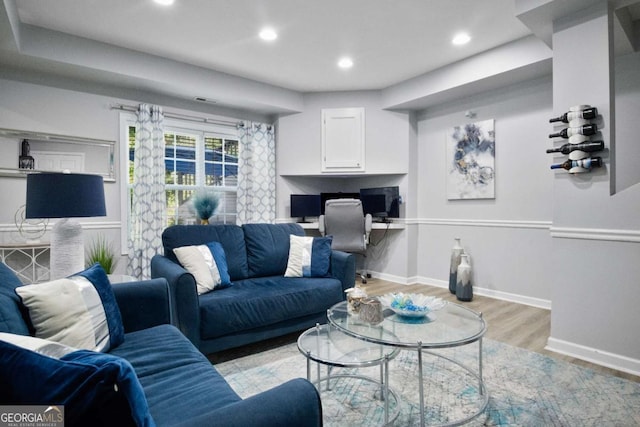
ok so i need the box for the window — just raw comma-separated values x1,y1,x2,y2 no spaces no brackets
161,130,238,225
121,114,239,248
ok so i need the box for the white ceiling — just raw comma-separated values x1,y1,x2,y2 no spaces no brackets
14,0,533,92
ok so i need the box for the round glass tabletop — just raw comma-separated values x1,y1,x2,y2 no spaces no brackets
327,300,486,349
297,323,400,368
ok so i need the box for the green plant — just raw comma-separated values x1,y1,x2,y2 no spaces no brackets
86,235,118,274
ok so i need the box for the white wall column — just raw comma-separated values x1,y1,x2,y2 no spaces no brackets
547,1,640,375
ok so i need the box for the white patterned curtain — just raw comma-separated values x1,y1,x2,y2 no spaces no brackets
127,104,166,279
237,122,276,224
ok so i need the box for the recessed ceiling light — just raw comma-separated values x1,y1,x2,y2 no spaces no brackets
338,57,353,69
153,0,174,5
452,32,471,46
259,28,278,41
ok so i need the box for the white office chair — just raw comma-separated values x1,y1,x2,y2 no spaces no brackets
319,198,372,284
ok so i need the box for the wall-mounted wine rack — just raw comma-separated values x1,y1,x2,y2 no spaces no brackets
547,104,604,173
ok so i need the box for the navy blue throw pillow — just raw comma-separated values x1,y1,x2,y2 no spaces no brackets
284,235,333,278
0,338,154,427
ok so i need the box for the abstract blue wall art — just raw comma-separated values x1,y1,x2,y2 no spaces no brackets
446,119,495,200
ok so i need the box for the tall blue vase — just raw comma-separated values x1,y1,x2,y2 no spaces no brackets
449,238,463,294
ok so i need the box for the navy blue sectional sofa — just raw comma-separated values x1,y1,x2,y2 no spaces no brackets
151,223,355,354
0,262,322,426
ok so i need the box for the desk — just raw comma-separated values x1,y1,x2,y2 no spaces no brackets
107,274,138,284
297,222,405,230
0,242,50,284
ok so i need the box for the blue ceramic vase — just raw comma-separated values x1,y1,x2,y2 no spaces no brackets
456,253,473,302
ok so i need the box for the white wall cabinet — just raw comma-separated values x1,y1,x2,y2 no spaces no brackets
321,108,365,173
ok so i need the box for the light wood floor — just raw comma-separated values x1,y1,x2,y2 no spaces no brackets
209,276,638,383
363,277,640,383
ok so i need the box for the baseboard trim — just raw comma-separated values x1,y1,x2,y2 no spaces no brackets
546,337,640,377
473,286,551,310
412,276,551,310
368,270,412,285
414,276,448,288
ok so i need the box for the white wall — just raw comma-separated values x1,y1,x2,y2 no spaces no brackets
2,5,639,374
415,77,554,306
0,78,261,274
274,78,558,300
614,49,640,193
0,79,123,266
546,4,640,375
275,90,416,280
276,90,410,176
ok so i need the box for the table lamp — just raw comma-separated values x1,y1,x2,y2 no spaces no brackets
26,172,106,279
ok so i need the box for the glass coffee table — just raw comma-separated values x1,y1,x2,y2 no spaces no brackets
297,323,401,426
327,300,488,427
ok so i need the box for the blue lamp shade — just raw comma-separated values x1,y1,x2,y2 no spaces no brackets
26,173,106,219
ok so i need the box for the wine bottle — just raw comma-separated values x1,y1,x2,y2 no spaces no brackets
548,123,597,139
549,107,598,123
550,157,603,171
546,140,604,154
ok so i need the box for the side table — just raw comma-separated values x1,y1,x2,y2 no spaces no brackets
297,323,401,426
0,242,50,284
328,300,488,427
107,274,138,283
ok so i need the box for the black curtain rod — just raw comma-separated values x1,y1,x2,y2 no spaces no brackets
110,104,243,128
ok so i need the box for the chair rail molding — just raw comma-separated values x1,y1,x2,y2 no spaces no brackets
0,221,121,233
550,226,640,243
419,218,640,242
284,217,639,242
416,218,552,230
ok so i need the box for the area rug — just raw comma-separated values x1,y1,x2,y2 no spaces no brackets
216,337,640,426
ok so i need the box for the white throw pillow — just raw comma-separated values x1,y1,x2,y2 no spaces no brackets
15,264,124,352
174,244,223,295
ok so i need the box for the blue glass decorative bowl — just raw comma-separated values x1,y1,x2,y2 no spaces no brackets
379,293,446,318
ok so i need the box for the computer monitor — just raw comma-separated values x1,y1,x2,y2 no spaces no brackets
290,194,321,222
360,194,386,216
359,186,400,220
320,192,360,214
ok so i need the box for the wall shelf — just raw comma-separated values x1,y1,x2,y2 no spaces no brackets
0,128,116,182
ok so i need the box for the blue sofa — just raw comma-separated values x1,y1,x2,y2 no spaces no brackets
151,223,355,354
0,262,322,427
